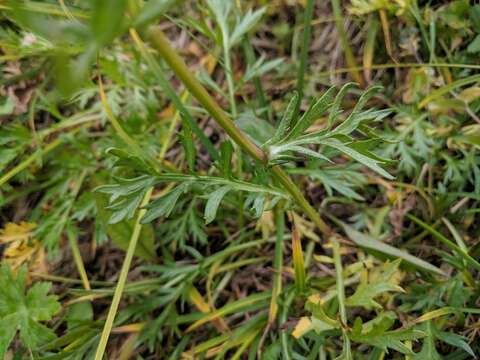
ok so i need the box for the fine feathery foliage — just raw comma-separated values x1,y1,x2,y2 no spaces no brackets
1,0,480,358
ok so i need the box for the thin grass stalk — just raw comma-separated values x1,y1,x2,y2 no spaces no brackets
144,27,331,236
269,204,285,324
407,214,480,271
242,39,270,121
331,237,347,325
315,62,480,78
295,0,315,117
331,236,351,356
223,42,237,119
67,228,91,290
93,188,152,360
330,0,364,86
65,170,91,291
291,215,306,293
129,28,220,162
0,136,64,187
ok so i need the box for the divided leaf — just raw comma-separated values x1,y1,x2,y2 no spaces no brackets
285,86,336,141
268,91,299,145
141,183,191,223
350,312,425,355
0,266,60,357
346,259,404,310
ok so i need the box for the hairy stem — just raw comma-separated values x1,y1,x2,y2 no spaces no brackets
145,27,331,236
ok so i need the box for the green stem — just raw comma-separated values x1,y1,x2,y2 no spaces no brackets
332,237,347,325
224,46,237,119
330,0,364,86
93,188,153,360
407,214,480,272
67,224,91,290
242,39,270,121
145,27,331,236
0,138,62,187
129,29,220,162
269,204,285,324
295,0,315,117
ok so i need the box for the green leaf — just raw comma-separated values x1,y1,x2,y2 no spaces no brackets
90,0,127,46
413,322,442,360
346,259,404,310
337,220,446,276
469,4,480,33
0,96,14,115
236,111,276,145
106,147,157,175
180,122,197,173
0,315,17,358
133,0,177,27
467,34,480,53
286,86,336,140
435,330,475,357
243,56,283,84
95,191,156,260
268,91,299,145
331,85,382,135
0,265,60,357
327,82,356,129
141,183,190,223
95,175,155,223
350,313,425,355
219,140,234,178
320,138,393,179
206,0,233,45
204,186,231,224
65,302,93,330
230,7,266,47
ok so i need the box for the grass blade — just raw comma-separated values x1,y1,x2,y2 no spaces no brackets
336,219,445,276
292,215,306,294
407,214,480,272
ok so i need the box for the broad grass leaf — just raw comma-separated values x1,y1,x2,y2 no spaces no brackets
292,218,306,293
90,0,127,46
339,221,445,275
186,292,270,332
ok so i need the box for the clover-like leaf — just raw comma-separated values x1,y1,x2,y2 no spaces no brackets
0,265,60,357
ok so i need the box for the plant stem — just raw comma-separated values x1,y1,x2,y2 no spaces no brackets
242,39,270,121
269,204,284,324
93,188,152,360
129,28,220,162
295,0,315,117
0,138,62,187
223,46,237,119
330,0,364,86
331,237,347,325
67,225,91,290
145,27,331,236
